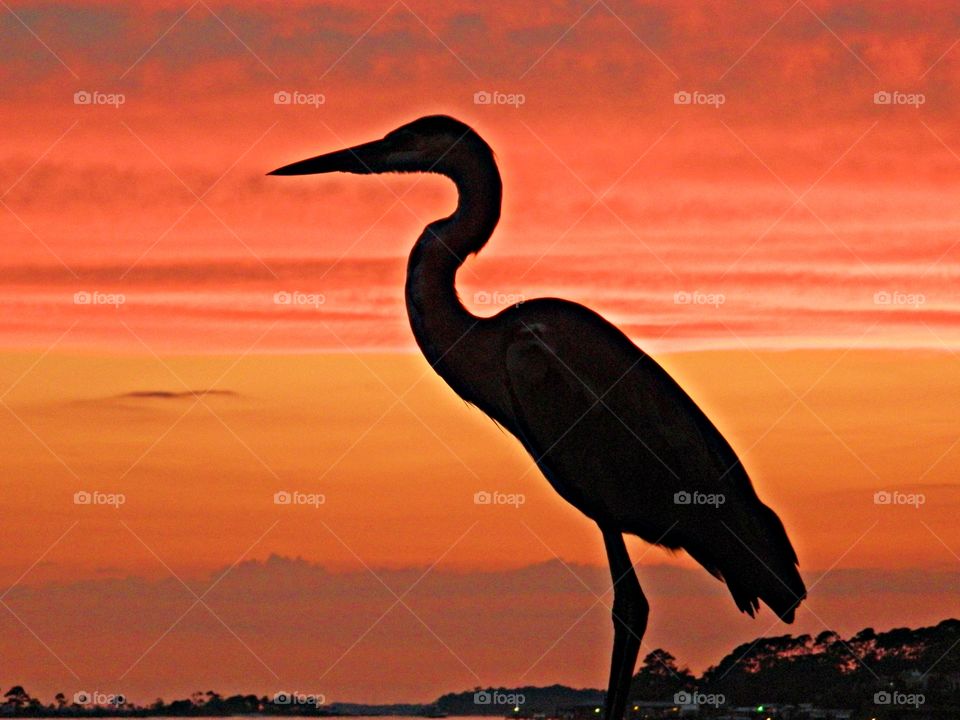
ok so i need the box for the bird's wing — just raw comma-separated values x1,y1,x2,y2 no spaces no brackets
501,311,805,621
502,318,745,522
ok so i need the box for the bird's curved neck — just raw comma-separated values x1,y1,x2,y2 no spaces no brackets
405,152,502,368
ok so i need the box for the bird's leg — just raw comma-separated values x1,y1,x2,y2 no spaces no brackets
601,528,648,720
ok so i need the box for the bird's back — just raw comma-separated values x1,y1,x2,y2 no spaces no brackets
489,298,806,622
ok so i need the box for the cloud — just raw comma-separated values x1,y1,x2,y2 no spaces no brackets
116,389,238,400
3,0,960,96
5,0,960,354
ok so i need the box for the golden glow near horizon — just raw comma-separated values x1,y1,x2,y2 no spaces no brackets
3,349,960,701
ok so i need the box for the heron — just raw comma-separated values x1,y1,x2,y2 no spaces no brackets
269,115,806,719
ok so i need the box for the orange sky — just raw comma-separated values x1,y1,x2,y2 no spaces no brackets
3,0,960,707
3,349,960,703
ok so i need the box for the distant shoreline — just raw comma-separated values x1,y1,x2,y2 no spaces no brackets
5,619,960,718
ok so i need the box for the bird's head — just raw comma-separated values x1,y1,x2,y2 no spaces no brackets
268,115,490,178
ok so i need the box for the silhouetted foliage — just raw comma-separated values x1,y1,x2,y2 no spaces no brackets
628,650,695,700
5,619,960,717
697,618,960,713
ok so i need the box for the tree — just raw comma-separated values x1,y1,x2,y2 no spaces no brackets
4,687,31,710
629,649,695,700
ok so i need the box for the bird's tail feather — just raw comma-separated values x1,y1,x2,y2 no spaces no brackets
728,503,805,622
684,503,806,623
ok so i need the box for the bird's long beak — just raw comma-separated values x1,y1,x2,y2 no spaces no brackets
267,138,388,176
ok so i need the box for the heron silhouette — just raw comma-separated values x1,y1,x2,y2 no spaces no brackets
269,115,806,719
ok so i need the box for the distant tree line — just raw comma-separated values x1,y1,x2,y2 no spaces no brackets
438,620,960,716
625,619,960,715
4,620,960,717
0,690,339,717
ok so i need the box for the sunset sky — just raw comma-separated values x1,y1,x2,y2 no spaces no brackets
3,0,960,707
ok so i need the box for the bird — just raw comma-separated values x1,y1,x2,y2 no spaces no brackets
269,115,806,720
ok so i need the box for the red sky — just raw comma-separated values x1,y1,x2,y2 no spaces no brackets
3,0,960,707
5,0,960,353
